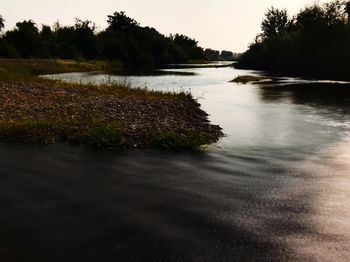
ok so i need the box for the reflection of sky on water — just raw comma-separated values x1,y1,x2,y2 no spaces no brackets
34,66,350,260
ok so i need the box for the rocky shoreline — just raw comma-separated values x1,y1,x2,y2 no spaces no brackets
0,60,223,150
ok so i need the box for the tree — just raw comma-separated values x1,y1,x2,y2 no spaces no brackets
221,50,234,60
73,18,99,59
172,34,204,60
74,18,96,32
323,0,347,26
172,34,198,47
204,48,220,60
0,15,4,32
41,25,53,39
295,1,346,31
4,20,42,57
345,1,350,21
261,7,291,39
0,11,207,66
237,0,350,79
107,11,139,31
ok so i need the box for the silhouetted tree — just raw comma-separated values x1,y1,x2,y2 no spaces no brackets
0,15,4,32
295,1,345,32
261,7,291,39
5,20,47,58
0,11,222,66
107,11,139,31
237,0,350,80
221,50,234,60
172,34,204,60
73,18,99,59
324,0,347,25
0,15,19,57
346,1,350,18
41,25,53,39
204,48,220,60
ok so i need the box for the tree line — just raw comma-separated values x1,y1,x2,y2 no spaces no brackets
0,12,233,68
237,0,350,80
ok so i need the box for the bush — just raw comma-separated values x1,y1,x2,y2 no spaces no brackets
152,130,212,151
0,39,19,58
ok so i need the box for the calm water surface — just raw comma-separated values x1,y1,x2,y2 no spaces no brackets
1,67,350,261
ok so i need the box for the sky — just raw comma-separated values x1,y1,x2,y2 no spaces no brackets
2,0,330,52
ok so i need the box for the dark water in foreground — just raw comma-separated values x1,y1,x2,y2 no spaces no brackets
1,67,350,261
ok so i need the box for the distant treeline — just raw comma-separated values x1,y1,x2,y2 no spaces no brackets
203,48,240,61
0,12,234,68
237,1,350,80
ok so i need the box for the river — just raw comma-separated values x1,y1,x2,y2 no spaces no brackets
1,65,350,261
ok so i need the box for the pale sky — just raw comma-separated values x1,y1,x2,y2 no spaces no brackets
2,0,330,52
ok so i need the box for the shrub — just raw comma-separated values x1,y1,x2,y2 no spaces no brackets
88,125,125,150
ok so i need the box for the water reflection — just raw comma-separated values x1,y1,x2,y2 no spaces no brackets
259,83,350,110
277,140,350,261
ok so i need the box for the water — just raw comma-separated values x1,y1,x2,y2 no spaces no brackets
1,67,350,261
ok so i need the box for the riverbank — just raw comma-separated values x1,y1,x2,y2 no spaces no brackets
0,59,222,150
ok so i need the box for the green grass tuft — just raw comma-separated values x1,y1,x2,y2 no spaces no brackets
0,120,57,144
88,125,125,150
152,130,214,151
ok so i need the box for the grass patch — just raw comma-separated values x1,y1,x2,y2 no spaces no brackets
230,75,271,84
0,120,63,144
0,59,115,80
88,126,125,150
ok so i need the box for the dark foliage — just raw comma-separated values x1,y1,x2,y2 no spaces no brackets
0,12,231,68
204,49,220,60
261,7,291,39
0,15,4,32
107,11,139,31
237,1,350,80
221,50,235,60
203,49,235,61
